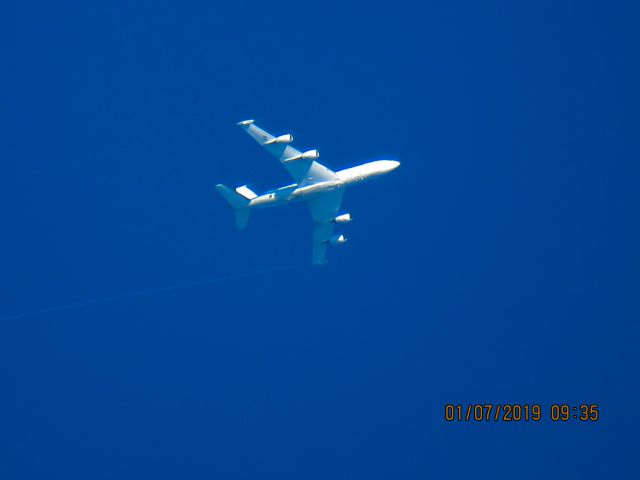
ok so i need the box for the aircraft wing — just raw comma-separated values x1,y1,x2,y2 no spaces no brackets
236,119,338,185
307,188,345,265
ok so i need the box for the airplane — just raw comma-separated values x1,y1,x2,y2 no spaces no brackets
216,119,400,265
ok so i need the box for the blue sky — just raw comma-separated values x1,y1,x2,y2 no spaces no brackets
3,1,639,478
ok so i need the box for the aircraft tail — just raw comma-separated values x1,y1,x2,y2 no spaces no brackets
215,184,256,230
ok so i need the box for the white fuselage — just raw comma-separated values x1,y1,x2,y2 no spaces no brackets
248,160,400,208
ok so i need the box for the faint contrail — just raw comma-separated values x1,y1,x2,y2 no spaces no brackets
0,265,296,323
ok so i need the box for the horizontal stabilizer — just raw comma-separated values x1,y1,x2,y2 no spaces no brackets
216,184,252,230
235,185,257,200
216,184,249,209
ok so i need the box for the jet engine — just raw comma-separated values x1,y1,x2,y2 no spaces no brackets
284,149,320,162
329,234,347,246
300,149,320,159
334,213,352,223
264,134,294,145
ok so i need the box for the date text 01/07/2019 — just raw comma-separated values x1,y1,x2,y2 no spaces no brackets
444,404,599,422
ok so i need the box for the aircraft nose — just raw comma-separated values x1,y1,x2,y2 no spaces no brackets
384,160,400,171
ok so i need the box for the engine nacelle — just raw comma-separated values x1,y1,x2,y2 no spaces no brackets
283,149,320,163
334,213,352,223
265,134,294,145
329,234,347,246
301,149,320,159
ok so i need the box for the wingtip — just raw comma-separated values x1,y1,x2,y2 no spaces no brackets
236,119,255,126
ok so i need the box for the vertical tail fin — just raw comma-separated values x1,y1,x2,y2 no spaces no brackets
215,184,254,230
